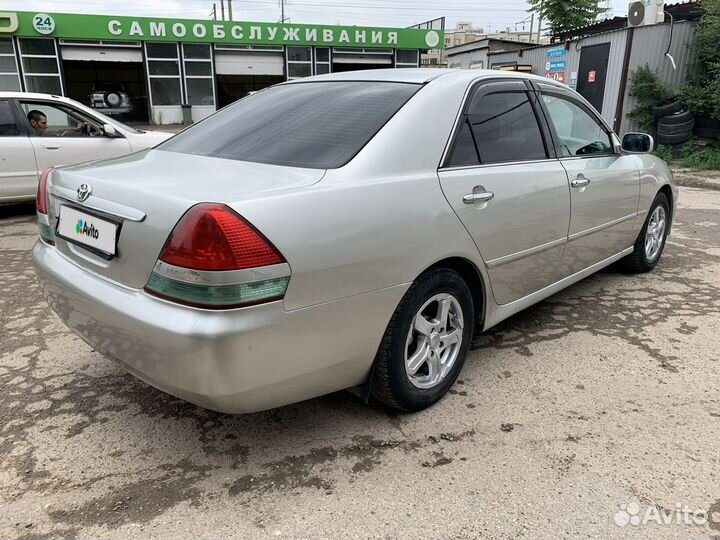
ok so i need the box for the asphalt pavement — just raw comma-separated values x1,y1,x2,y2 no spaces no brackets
1,187,719,539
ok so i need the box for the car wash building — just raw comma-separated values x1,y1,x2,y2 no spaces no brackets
0,11,443,124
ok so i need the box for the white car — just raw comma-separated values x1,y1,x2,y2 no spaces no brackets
0,91,174,203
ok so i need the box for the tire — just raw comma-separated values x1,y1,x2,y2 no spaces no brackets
621,192,670,273
105,91,122,108
371,268,474,412
693,127,720,140
657,118,695,135
653,99,683,118
656,131,693,145
657,109,693,125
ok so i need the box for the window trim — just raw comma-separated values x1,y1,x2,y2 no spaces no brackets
18,99,111,138
439,78,554,170
534,83,618,160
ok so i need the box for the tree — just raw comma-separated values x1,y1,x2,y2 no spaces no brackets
528,0,608,36
683,0,720,119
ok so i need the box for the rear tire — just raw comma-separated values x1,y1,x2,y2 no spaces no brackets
371,268,474,412
622,192,670,273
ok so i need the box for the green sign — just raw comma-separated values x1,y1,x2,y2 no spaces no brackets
1,11,443,49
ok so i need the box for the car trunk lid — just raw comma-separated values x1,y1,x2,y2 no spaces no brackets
46,149,324,289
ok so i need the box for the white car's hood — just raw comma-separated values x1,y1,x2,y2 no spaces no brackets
124,130,175,151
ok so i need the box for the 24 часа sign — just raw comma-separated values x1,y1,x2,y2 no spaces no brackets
0,11,444,50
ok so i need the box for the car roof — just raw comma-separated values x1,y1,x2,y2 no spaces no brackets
0,91,69,101
286,68,567,90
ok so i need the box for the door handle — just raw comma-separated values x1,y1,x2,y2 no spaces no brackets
463,191,495,204
41,144,60,150
571,176,591,188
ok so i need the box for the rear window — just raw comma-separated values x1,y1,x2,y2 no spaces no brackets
158,81,420,169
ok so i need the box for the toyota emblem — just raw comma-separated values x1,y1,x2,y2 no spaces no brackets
77,183,91,202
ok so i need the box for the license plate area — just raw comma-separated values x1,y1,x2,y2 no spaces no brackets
56,205,121,260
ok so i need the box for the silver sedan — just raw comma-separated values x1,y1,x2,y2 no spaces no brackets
33,69,677,413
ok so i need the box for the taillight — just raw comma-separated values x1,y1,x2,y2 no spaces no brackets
36,167,52,215
144,203,290,309
36,168,54,244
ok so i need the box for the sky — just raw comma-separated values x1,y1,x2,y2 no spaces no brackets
0,0,632,33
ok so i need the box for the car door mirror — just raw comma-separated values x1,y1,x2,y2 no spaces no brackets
102,124,119,138
622,132,654,154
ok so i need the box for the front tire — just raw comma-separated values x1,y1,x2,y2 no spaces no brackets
371,268,474,412
622,192,670,273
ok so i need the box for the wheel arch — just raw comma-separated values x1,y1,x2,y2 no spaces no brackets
354,256,489,404
659,184,674,231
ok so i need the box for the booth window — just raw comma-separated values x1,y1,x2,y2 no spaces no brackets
145,42,182,106
396,50,419,68
18,38,62,95
182,43,215,106
0,38,20,91
287,47,312,79
314,47,330,75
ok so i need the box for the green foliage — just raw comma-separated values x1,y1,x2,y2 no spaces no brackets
680,140,720,170
683,0,720,119
527,0,608,35
653,144,673,164
627,65,675,132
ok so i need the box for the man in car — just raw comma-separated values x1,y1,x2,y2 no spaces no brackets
27,110,48,136
27,109,90,137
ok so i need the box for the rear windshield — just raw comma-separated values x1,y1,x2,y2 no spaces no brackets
158,81,420,169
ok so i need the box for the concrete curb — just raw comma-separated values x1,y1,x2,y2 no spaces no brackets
671,167,720,191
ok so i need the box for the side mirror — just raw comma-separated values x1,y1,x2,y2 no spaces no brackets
103,124,118,137
622,132,654,154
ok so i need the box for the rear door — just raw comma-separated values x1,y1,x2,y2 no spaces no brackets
19,99,132,171
536,83,639,275
438,79,571,306
0,99,38,201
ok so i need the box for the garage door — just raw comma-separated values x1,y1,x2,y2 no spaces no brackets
214,51,284,76
60,46,143,63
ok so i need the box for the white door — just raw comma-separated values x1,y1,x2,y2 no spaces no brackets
19,99,132,172
0,99,38,201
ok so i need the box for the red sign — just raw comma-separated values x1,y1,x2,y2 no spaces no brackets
588,70,596,83
545,71,565,83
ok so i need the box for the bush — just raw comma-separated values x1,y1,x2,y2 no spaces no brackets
627,65,675,132
680,140,720,170
653,144,673,164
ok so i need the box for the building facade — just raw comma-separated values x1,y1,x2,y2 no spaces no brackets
0,11,443,124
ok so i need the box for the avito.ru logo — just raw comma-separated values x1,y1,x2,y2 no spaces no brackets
75,219,99,240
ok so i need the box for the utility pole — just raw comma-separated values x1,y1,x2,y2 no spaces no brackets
220,0,225,21
536,0,544,44
212,3,217,20
228,0,233,21
530,13,535,42
280,0,286,23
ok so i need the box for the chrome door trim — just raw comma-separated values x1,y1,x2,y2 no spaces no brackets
50,185,146,222
439,157,556,173
463,191,494,204
152,260,291,286
484,246,634,329
485,236,566,269
567,213,637,242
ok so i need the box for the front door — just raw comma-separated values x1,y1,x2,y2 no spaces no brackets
438,80,571,306
537,85,640,275
576,42,610,114
19,99,132,172
0,99,38,201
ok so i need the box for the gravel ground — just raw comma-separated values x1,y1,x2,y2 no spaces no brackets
1,187,719,540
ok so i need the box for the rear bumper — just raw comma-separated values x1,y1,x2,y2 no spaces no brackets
33,241,407,413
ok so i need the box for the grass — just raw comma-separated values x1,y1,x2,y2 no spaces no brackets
652,139,720,170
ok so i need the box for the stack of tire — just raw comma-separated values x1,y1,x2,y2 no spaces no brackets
653,98,694,146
